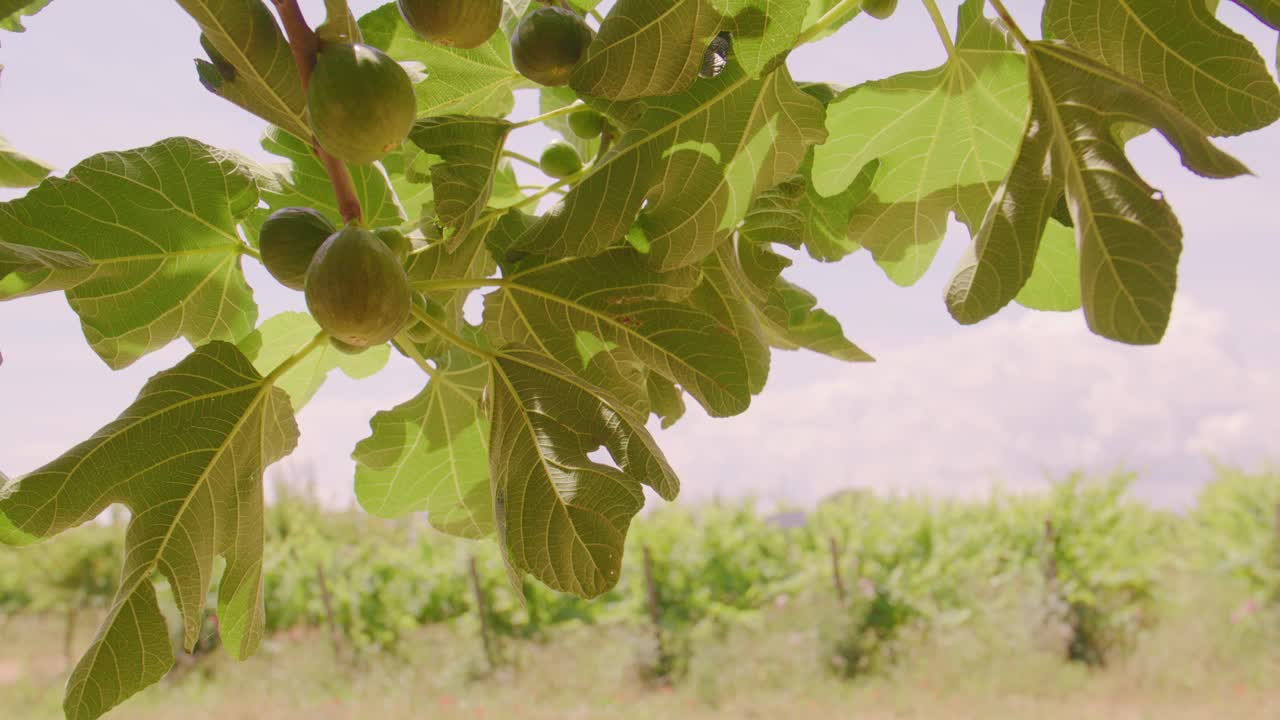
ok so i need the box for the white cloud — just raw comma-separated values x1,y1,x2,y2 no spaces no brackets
652,298,1280,509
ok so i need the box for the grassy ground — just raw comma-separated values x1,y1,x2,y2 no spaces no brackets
3,578,1278,720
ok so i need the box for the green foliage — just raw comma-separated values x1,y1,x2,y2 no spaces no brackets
2,1,1277,717
1192,468,1280,605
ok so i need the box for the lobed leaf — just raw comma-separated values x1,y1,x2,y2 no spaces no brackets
238,312,390,411
811,0,1028,285
711,0,810,77
515,63,825,271
1044,0,1280,136
488,348,678,598
409,116,514,248
0,138,263,369
0,0,52,32
485,249,752,418
360,3,523,118
571,0,721,100
354,345,492,536
0,342,298,720
946,42,1249,345
181,0,310,139
0,135,53,188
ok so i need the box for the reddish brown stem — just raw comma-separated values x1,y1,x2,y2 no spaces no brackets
271,0,363,224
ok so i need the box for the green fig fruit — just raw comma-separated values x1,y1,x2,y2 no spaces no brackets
568,109,605,139
305,225,413,348
862,0,898,20
307,42,417,164
259,207,337,291
374,226,412,261
397,0,502,49
330,337,369,355
511,7,595,87
539,142,583,179
403,293,443,344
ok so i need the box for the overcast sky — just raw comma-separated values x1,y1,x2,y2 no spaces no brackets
1,1,1277,510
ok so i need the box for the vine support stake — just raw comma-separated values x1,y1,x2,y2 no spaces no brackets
469,555,499,672
314,562,345,663
271,0,364,224
642,545,666,674
829,536,847,604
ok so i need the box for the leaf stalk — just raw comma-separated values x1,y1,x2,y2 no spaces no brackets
921,0,957,58
264,330,327,385
797,0,864,45
986,0,1031,48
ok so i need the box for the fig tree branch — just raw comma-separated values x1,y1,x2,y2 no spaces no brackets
271,0,364,225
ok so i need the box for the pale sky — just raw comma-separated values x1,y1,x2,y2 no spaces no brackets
1,1,1277,510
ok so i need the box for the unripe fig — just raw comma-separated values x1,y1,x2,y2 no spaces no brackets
259,207,336,291
374,226,412,261
305,225,413,348
330,337,369,355
568,110,605,139
511,7,595,87
539,142,583,179
397,0,502,49
307,42,417,164
862,0,898,20
403,293,443,344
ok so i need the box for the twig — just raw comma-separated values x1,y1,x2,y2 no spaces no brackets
271,0,363,224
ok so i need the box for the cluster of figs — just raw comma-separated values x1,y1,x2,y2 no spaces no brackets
262,0,605,353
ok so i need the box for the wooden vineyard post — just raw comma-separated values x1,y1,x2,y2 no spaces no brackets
829,536,847,604
642,545,666,666
469,555,498,671
314,563,344,662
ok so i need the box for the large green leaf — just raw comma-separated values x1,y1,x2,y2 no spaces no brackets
711,0,809,77
740,154,874,262
408,117,514,247
1228,0,1280,30
571,0,721,100
945,42,1248,345
407,212,501,339
238,312,390,411
0,138,263,369
723,240,872,361
0,135,52,188
810,0,1028,284
514,63,826,271
0,342,298,720
0,0,51,31
488,348,678,597
360,3,523,118
486,249,751,418
181,0,310,139
354,345,492,536
1044,0,1280,136
246,128,405,239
